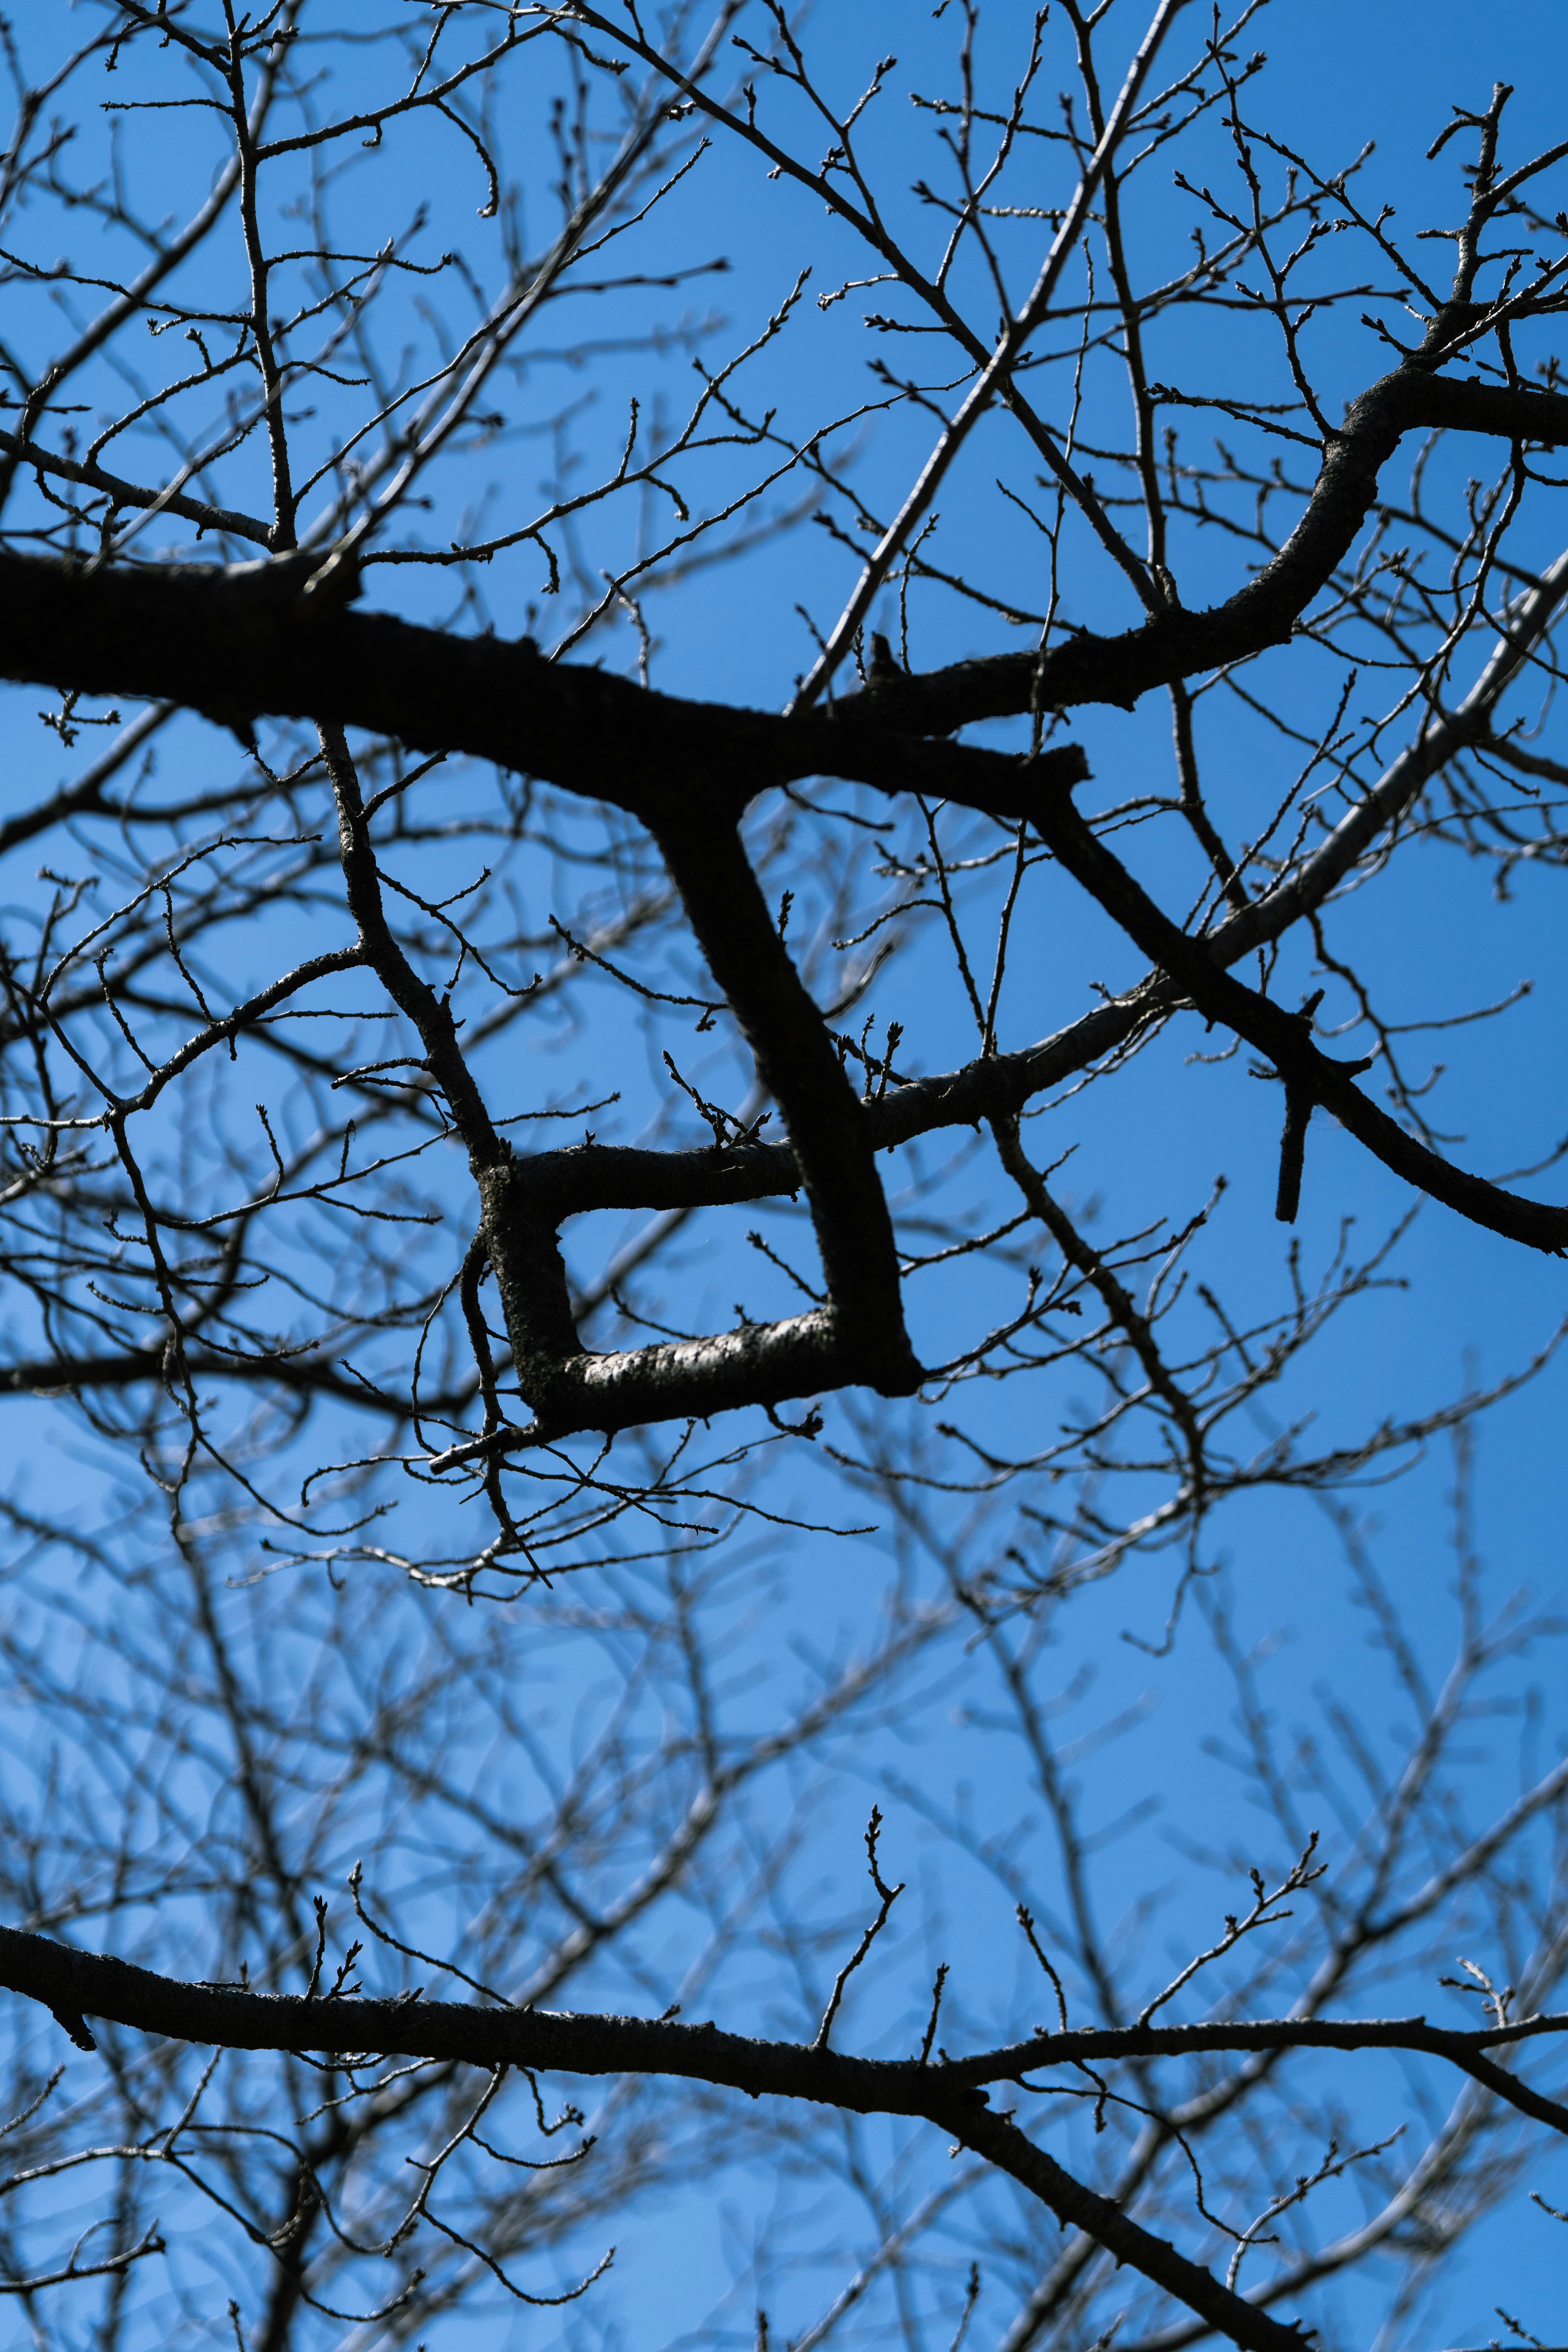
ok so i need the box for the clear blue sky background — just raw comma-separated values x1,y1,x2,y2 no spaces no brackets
4,5,1568,2347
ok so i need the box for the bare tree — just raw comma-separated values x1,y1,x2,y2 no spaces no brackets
0,3,1566,2347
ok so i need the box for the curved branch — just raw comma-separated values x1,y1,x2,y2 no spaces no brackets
835,370,1568,732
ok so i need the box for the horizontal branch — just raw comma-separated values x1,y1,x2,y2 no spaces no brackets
437,1301,865,1450
3,1924,1562,2352
6,365,1552,784
0,1344,425,1417
3,1922,1561,2134
0,546,1087,822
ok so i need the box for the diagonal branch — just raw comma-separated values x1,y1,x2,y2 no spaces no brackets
1024,778,1568,1253
835,370,1568,733
787,0,1193,711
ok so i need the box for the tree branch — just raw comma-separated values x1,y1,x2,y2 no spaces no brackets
835,370,1568,731
4,1923,1563,2350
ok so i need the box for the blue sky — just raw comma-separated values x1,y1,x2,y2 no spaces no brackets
4,3,1568,2345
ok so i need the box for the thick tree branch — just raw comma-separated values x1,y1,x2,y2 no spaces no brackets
3,1924,1563,2350
6,539,1562,1442
469,807,922,1439
7,357,1561,782
649,810,918,1393
4,1924,1562,2129
2,368,1564,1444
0,545,1087,814
500,536,1568,1241
835,370,1568,731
